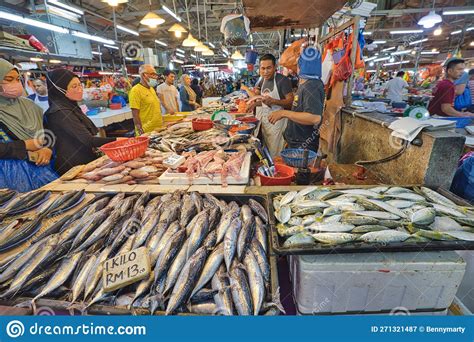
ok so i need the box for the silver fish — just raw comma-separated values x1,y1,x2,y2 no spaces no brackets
212,267,233,315
150,221,181,266
132,211,160,250
418,187,458,208
237,215,256,260
351,225,390,233
432,203,466,218
352,211,401,220
186,211,209,260
341,214,379,225
84,247,111,300
164,240,189,295
106,193,125,210
224,218,243,271
154,230,186,282
359,230,410,243
283,233,316,247
248,199,268,223
254,217,267,253
166,246,208,315
410,208,436,225
280,191,297,206
444,231,474,241
306,223,355,233
312,233,358,244
429,216,463,232
385,200,416,209
180,193,197,228
385,193,426,202
70,255,97,304
275,205,291,223
243,250,265,315
414,229,456,241
0,240,41,284
228,265,253,315
362,199,407,218
216,209,239,244
129,273,155,309
241,205,253,223
191,243,224,297
33,251,83,303
189,302,217,315
250,239,270,284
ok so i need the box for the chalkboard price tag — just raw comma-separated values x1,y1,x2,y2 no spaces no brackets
103,247,150,292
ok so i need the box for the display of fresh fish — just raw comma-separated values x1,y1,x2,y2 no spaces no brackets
359,230,410,243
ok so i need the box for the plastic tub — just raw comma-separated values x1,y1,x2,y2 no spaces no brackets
258,163,294,186
86,108,100,116
99,137,149,162
437,117,473,128
238,116,260,125
192,118,214,131
229,123,256,135
109,103,122,110
281,149,317,168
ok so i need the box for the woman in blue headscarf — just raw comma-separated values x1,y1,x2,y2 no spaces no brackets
0,59,57,192
268,46,325,152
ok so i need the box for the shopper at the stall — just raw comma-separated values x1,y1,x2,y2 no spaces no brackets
179,74,200,112
0,59,57,192
45,68,116,175
156,70,179,115
268,47,323,152
191,78,203,106
428,58,474,117
246,53,294,157
129,64,163,134
382,71,409,103
27,78,49,113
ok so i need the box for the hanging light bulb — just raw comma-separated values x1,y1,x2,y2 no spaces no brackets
140,0,165,28
194,42,207,52
231,50,244,60
202,48,214,56
417,10,442,29
433,27,442,36
182,33,199,47
102,0,128,6
168,23,187,38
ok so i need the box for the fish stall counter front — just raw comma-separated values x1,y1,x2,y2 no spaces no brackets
321,108,466,190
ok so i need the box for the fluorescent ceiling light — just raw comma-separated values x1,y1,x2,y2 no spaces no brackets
92,51,102,55
364,56,377,62
420,51,440,55
384,60,410,66
390,29,423,34
373,56,390,62
104,44,119,50
98,71,114,75
162,5,182,22
467,27,474,31
117,25,139,36
392,50,412,55
0,11,69,34
372,40,386,44
366,69,377,72
30,57,44,62
190,54,196,58
125,57,134,61
176,53,185,58
363,31,372,35
47,6,81,21
450,30,462,35
72,31,115,45
49,59,62,63
176,48,185,54
382,47,396,52
209,42,215,48
48,0,84,15
442,10,474,15
471,41,474,46
172,59,184,64
409,38,428,45
155,39,167,47
251,45,254,49
200,58,205,62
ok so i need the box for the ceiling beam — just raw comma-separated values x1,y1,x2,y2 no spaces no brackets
371,6,474,16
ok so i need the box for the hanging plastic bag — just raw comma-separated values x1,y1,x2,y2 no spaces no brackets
220,14,250,46
280,39,305,73
454,83,472,111
321,48,334,85
0,159,57,193
332,44,352,83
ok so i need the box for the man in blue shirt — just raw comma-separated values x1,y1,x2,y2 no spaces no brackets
27,79,49,113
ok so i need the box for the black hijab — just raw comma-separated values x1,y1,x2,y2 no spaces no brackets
46,68,98,135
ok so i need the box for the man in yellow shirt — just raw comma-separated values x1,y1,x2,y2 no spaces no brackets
129,64,163,134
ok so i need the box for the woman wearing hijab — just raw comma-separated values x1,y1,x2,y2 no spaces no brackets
0,59,57,192
45,69,116,175
179,74,200,112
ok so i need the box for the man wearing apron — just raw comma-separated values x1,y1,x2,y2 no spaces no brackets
268,46,324,152
250,54,294,158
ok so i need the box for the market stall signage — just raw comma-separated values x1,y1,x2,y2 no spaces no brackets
103,247,150,292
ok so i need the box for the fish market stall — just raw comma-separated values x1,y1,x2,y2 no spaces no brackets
0,189,280,316
268,185,474,315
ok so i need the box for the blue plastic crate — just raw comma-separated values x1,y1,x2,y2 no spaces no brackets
280,148,317,168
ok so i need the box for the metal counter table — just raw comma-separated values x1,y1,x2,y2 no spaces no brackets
89,105,133,137
326,108,465,189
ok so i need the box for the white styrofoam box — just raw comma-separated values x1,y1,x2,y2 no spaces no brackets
455,251,474,313
159,152,251,185
290,252,466,315
296,308,448,316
